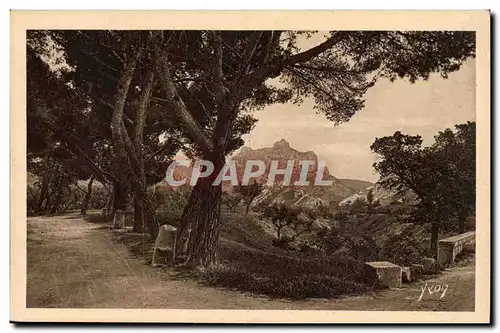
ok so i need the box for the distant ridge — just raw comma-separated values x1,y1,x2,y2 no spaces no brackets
337,178,374,193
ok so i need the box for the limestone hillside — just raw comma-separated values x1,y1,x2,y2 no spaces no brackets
339,176,420,213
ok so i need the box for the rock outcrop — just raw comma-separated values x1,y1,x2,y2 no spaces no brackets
339,176,419,212
231,139,355,204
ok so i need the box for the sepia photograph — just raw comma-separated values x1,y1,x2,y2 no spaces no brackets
10,10,491,323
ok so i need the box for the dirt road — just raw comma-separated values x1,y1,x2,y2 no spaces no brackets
26,212,475,311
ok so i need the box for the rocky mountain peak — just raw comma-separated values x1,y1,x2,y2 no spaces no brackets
273,139,291,149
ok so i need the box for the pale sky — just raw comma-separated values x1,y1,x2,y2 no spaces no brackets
240,37,476,182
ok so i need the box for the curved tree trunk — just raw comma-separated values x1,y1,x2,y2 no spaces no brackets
80,175,95,215
173,184,199,260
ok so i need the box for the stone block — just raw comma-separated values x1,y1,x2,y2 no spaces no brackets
401,267,411,283
411,264,424,279
124,211,134,228
364,261,402,289
463,241,476,253
112,210,125,229
422,257,437,274
152,224,177,266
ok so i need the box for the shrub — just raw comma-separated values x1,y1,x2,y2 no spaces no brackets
271,236,292,250
217,239,368,285
382,225,431,266
221,192,241,212
27,184,40,215
202,240,368,299
334,211,349,222
88,185,109,209
155,209,182,228
154,187,191,227
286,274,365,299
319,228,381,262
202,263,367,300
203,264,255,289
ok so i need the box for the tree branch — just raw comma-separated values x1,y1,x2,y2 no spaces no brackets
110,32,142,161
211,31,226,107
74,183,88,194
134,68,156,151
241,31,264,76
264,31,282,65
154,43,214,157
282,31,348,66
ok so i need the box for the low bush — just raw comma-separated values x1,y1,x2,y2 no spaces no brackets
202,263,366,300
220,240,366,280
317,227,381,262
271,237,292,250
381,225,431,266
203,264,255,289
153,187,191,228
202,239,370,300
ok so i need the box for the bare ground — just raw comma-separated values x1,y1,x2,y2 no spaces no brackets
26,212,475,311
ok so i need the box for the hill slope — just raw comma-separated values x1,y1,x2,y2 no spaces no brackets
337,178,374,193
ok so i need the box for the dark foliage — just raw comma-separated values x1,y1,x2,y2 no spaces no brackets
204,240,368,299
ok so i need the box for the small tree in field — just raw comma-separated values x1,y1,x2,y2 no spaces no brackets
235,181,264,215
264,203,314,247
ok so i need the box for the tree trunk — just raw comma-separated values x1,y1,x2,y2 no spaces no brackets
132,67,154,234
104,191,114,219
131,144,147,233
174,172,223,268
50,186,64,214
174,183,199,259
245,202,250,215
133,187,145,233
430,222,439,258
113,181,129,214
80,175,95,215
36,160,51,214
183,177,222,268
